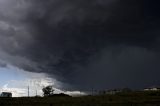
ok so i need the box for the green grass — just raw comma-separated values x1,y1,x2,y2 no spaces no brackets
0,91,160,106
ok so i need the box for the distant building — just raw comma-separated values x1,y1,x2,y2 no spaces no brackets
106,89,122,95
99,88,132,95
144,87,160,91
1,92,12,97
99,89,122,95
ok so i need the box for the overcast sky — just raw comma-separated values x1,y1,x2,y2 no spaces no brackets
0,0,160,95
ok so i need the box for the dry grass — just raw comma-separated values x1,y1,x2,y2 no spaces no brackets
0,91,160,106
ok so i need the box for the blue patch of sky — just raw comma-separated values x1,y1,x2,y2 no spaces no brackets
0,67,26,87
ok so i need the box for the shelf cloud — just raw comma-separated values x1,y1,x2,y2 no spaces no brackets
0,0,160,90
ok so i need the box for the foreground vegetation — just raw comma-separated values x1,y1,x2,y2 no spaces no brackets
0,91,160,106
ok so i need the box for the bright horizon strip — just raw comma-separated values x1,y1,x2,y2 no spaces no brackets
0,63,58,97
0,64,84,97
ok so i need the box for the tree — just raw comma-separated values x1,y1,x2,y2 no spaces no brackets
42,86,55,97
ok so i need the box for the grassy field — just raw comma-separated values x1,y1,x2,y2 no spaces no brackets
0,91,160,106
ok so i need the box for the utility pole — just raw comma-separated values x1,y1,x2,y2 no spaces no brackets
36,89,37,96
91,87,93,96
28,86,29,97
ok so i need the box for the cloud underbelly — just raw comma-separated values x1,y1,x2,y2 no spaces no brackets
0,0,160,90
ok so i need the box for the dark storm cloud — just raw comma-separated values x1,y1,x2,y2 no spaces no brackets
27,0,144,69
0,0,39,73
0,0,160,90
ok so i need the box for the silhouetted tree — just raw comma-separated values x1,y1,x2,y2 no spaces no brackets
42,86,54,97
